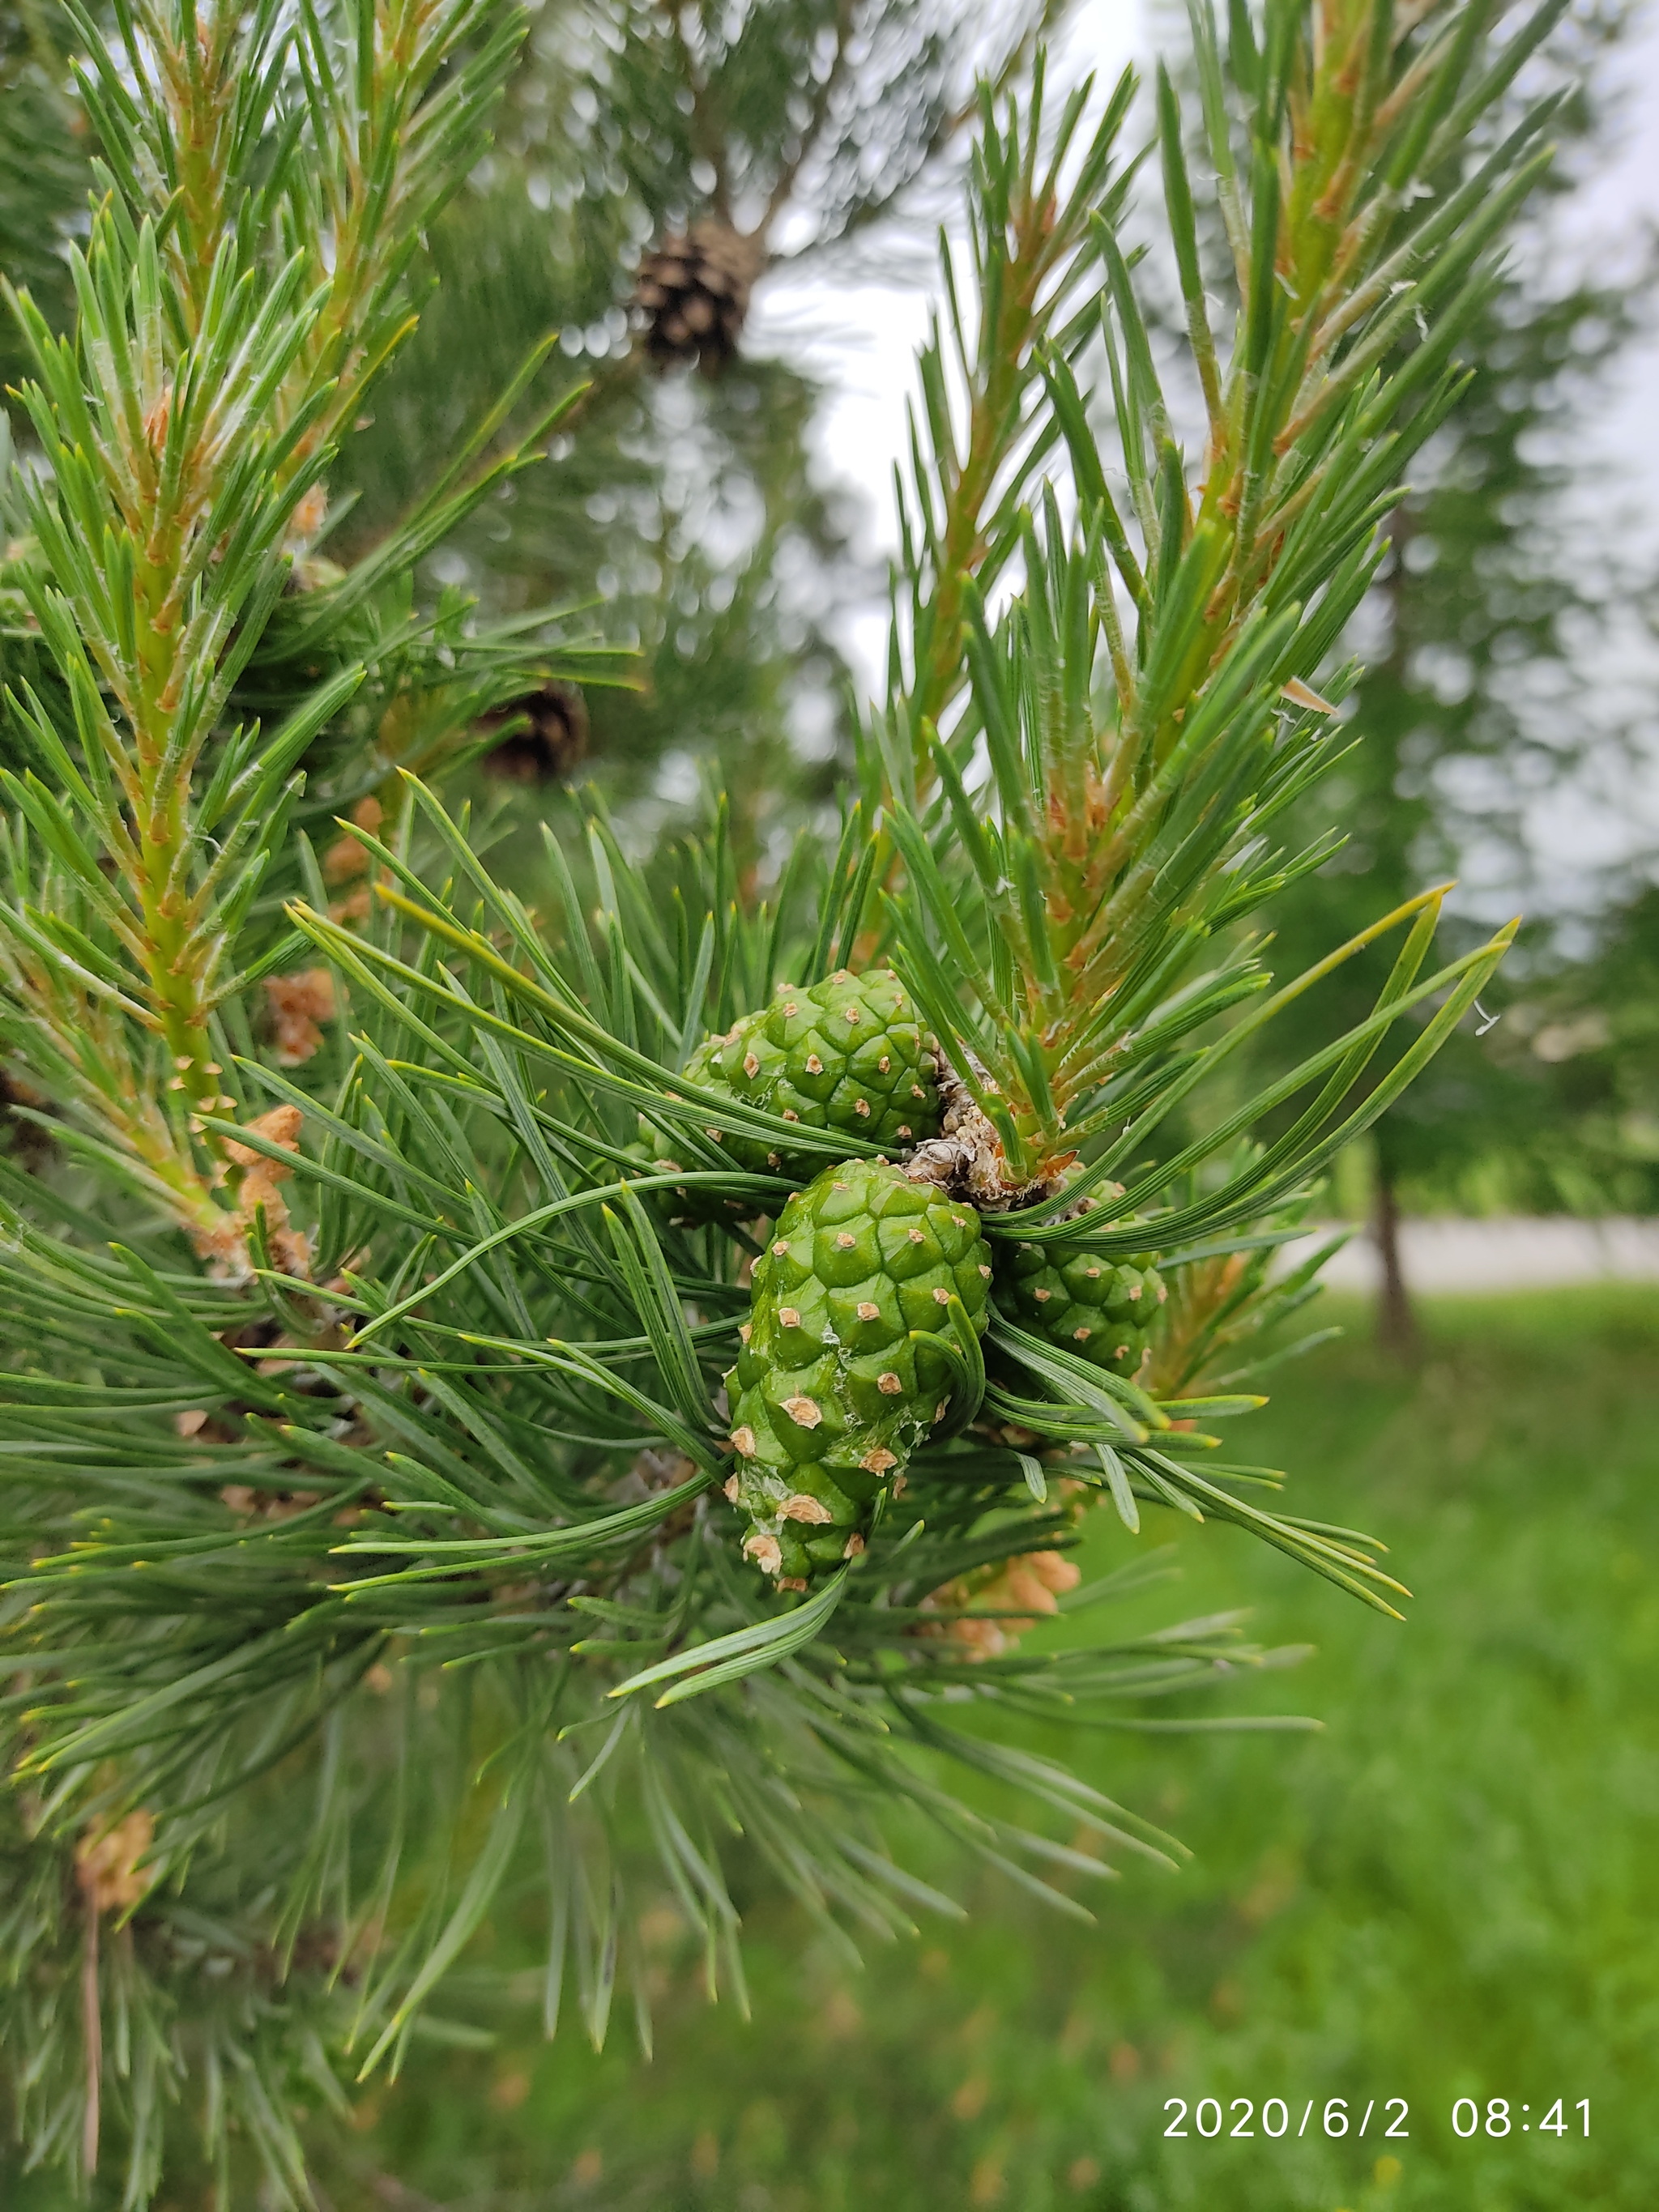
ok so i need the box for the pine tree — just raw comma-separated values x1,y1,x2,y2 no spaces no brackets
0,1,1567,2198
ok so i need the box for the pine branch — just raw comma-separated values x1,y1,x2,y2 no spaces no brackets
889,58,1142,770
0,0,587,1256
872,0,1554,1186
0,11,1583,2197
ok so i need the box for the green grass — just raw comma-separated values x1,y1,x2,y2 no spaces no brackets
321,1288,1659,2212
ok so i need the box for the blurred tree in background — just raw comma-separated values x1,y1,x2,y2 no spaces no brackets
1475,879,1659,1213
333,0,1073,859
0,2,84,396
1219,3,1658,1345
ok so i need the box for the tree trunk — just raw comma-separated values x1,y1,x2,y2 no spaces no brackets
1373,1146,1418,1356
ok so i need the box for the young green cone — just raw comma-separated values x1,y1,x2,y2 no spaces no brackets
648,972,941,1213
996,1240,1166,1379
724,1159,991,1582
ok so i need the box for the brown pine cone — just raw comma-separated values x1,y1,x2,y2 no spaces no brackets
633,219,765,376
480,681,590,783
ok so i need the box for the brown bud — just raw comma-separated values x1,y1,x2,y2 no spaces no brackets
75,1809,156,1916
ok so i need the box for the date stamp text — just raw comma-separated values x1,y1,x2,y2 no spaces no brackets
1162,2096,1591,2142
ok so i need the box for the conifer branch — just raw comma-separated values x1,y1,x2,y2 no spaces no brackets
872,0,1554,1184
0,7,1579,2195
0,0,557,1258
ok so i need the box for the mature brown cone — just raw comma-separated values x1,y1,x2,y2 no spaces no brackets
633,219,765,375
480,682,590,783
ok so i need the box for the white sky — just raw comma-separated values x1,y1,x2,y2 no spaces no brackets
748,0,1659,911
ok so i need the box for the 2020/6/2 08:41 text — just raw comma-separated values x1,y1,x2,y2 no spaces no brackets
1162,2098,1591,2141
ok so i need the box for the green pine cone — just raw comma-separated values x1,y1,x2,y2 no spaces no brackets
996,1238,1166,1379
652,971,941,1209
723,1159,992,1583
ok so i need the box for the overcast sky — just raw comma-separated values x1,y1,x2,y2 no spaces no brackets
748,0,1659,914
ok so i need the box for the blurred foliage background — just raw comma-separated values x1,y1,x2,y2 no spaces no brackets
2,0,1656,2201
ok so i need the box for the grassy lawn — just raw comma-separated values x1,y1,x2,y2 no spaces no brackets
326,1288,1659,2212
13,1289,1658,2209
